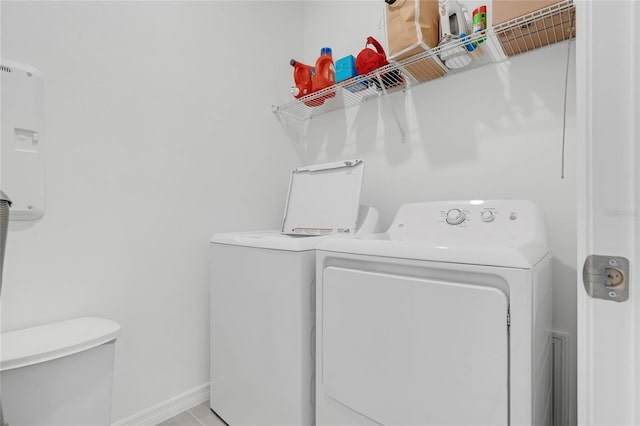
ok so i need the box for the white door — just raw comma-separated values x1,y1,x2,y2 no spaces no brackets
576,1,640,425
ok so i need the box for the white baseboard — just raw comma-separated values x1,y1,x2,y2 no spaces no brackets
112,383,210,426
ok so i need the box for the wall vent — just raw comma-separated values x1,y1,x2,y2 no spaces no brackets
0,65,12,73
552,332,570,426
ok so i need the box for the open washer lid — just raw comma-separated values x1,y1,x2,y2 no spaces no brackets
281,160,364,236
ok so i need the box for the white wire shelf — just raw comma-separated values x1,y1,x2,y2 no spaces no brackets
273,0,575,142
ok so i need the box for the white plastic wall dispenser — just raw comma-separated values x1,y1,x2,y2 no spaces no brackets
0,59,45,220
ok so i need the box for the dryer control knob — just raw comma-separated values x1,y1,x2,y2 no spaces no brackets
481,210,495,222
446,209,466,225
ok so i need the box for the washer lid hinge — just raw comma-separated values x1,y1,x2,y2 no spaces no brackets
507,307,511,327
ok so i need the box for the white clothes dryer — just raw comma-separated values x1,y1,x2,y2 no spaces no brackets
315,200,552,426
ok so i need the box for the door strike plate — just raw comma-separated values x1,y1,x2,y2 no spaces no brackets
583,255,629,302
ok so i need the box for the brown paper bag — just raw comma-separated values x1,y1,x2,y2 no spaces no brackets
385,0,446,82
386,0,440,58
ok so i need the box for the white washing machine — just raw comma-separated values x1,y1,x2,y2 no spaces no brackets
209,158,378,425
209,206,378,426
315,200,553,426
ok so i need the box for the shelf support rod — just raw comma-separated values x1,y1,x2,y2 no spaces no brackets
272,107,307,161
374,71,406,142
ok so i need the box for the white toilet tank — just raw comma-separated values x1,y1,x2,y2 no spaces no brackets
0,317,120,426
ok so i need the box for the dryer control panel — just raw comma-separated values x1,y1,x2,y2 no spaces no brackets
440,204,504,227
388,200,548,248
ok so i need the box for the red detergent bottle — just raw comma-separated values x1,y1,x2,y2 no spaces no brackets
310,47,336,106
290,59,314,99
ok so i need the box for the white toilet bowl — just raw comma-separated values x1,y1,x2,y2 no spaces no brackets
0,317,120,426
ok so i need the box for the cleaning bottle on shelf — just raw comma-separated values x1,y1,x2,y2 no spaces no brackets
313,47,336,91
290,59,314,99
472,5,487,44
311,47,336,105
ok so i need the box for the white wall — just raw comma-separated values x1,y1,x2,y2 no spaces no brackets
301,2,577,424
0,1,301,422
1,0,578,424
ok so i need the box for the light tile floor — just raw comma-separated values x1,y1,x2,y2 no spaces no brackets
157,401,226,426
